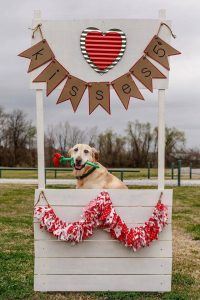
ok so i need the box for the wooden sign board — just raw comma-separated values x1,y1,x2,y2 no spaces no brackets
30,19,171,90
34,189,173,292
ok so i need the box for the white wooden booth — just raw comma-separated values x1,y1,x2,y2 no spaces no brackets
32,9,173,292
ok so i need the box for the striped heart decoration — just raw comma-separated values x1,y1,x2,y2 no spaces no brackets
80,27,126,74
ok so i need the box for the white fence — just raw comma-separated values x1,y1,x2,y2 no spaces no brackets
34,189,173,291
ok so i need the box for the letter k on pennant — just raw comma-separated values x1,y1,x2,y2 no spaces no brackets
18,40,54,72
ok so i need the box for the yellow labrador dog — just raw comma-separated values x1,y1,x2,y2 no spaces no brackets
68,144,128,189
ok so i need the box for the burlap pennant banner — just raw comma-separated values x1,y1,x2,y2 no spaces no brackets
19,22,181,114
129,56,166,92
18,39,54,73
88,82,110,114
144,35,181,70
57,75,87,112
33,60,68,96
112,73,144,109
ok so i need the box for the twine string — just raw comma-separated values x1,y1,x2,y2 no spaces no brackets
158,191,164,203
157,22,176,39
34,190,49,207
29,23,44,40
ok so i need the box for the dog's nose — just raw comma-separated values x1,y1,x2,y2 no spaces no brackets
76,158,82,165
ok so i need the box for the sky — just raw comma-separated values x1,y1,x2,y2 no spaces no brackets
0,0,200,148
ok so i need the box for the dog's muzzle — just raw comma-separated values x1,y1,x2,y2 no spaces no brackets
74,159,86,170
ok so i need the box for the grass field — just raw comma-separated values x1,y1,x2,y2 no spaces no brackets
0,185,199,300
1,168,198,180
1,168,158,179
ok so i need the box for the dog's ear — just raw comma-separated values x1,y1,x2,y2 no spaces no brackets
68,148,73,157
91,147,99,161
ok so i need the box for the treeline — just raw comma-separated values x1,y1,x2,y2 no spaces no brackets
0,107,199,168
0,108,37,167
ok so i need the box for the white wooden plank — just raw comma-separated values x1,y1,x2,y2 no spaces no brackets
34,274,171,291
35,257,172,275
34,188,172,292
34,206,172,224
34,223,172,241
35,240,172,258
35,189,173,206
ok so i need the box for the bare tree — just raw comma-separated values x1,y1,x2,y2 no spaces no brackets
54,122,70,154
68,125,85,148
45,125,56,166
97,130,127,167
0,107,189,168
86,126,98,147
0,107,8,147
45,122,87,165
165,127,185,165
126,121,154,167
4,110,36,166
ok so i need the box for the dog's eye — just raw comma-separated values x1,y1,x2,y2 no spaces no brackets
84,149,89,154
74,148,78,152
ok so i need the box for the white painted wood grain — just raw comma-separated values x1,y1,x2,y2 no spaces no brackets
35,257,172,275
157,10,166,190
158,89,166,190
34,223,172,241
36,90,45,189
34,274,171,291
30,19,171,89
34,188,172,291
34,189,173,206
35,240,172,258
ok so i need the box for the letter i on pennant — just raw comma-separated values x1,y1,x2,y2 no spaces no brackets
33,60,68,96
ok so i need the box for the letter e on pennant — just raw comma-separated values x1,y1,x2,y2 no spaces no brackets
112,73,144,109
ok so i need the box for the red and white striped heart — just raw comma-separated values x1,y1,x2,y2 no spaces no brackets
80,27,126,74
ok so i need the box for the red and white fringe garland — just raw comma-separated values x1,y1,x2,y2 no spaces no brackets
34,191,168,252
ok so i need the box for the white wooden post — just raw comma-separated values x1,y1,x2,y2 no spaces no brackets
158,9,166,190
36,90,45,189
34,10,45,189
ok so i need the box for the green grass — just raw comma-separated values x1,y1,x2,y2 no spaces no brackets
0,168,183,180
0,185,200,300
1,167,199,180
186,224,200,240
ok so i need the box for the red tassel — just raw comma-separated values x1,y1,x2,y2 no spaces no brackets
53,153,61,167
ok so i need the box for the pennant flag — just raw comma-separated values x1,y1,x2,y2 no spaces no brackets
88,82,110,114
33,60,68,96
18,39,54,73
57,75,87,112
129,56,166,92
112,73,144,109
144,35,181,70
